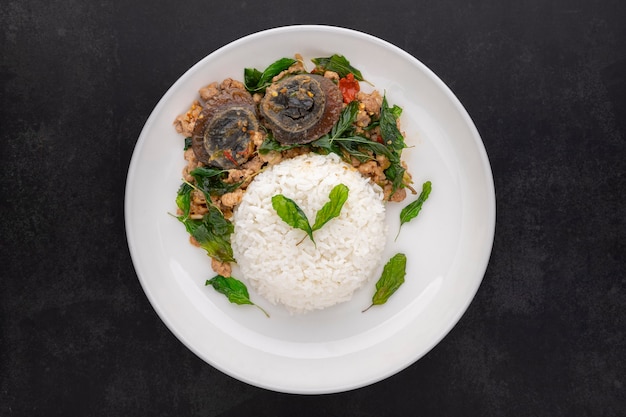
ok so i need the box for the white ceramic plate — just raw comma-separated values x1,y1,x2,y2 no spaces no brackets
124,25,495,394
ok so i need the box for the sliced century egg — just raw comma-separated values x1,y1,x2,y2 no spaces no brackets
259,74,343,145
192,86,259,169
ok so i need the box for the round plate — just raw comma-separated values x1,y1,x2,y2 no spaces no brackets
124,25,495,394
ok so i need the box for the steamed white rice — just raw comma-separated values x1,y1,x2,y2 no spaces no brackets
231,153,387,314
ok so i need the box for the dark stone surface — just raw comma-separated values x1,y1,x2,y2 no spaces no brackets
1,0,624,415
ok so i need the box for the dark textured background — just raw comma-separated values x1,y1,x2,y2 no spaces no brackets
1,0,625,415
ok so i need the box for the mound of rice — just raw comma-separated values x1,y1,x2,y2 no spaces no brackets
231,153,387,314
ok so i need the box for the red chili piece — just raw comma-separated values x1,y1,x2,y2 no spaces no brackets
338,73,360,103
223,150,239,166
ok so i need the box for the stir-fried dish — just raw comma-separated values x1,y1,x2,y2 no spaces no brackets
172,54,429,314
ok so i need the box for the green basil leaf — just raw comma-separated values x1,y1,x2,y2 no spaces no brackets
206,275,269,317
334,135,394,160
206,275,251,305
206,204,234,236
312,184,349,231
390,103,403,118
379,94,408,195
178,205,235,263
379,95,406,153
309,135,341,156
311,54,364,81
190,166,242,197
243,68,262,90
310,101,359,155
191,166,225,178
244,57,297,92
396,181,432,240
271,194,314,243
363,253,407,312
258,134,300,155
175,182,193,219
384,161,406,197
329,100,360,138
184,137,192,150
